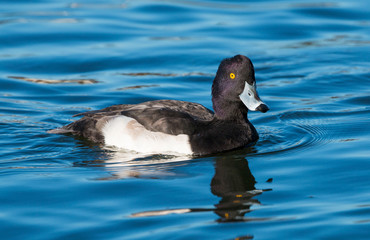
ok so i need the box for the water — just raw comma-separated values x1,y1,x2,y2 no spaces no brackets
1,0,369,239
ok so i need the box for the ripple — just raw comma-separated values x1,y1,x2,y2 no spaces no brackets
256,109,366,156
119,72,213,77
116,84,160,91
286,35,370,49
68,3,127,9
8,76,99,85
149,36,193,41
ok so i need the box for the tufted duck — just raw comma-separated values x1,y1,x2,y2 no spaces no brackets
49,55,269,156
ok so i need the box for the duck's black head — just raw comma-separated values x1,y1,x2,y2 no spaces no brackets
212,55,269,119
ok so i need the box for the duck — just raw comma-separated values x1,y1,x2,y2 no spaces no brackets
49,54,269,156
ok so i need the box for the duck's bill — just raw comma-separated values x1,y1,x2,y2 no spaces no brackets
239,82,269,113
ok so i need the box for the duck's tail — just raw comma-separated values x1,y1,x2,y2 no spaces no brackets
47,127,75,134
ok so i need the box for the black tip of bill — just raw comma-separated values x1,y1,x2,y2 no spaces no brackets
256,104,269,113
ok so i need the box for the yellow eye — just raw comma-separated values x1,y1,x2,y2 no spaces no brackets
230,73,235,79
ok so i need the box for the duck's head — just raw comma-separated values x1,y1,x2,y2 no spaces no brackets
212,55,269,118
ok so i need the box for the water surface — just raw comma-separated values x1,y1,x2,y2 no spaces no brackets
1,0,370,239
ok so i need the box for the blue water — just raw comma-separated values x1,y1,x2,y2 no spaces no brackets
1,0,370,239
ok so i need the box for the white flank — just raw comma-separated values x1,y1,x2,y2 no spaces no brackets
102,116,193,155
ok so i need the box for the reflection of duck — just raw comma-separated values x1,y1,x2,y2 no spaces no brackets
211,156,261,222
74,150,192,180
129,153,266,223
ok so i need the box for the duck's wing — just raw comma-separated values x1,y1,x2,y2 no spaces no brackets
116,100,214,135
51,100,214,139
74,100,214,120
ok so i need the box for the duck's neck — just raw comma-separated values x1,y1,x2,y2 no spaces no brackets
212,98,249,122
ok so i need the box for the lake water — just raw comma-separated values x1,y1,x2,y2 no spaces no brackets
1,0,369,239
